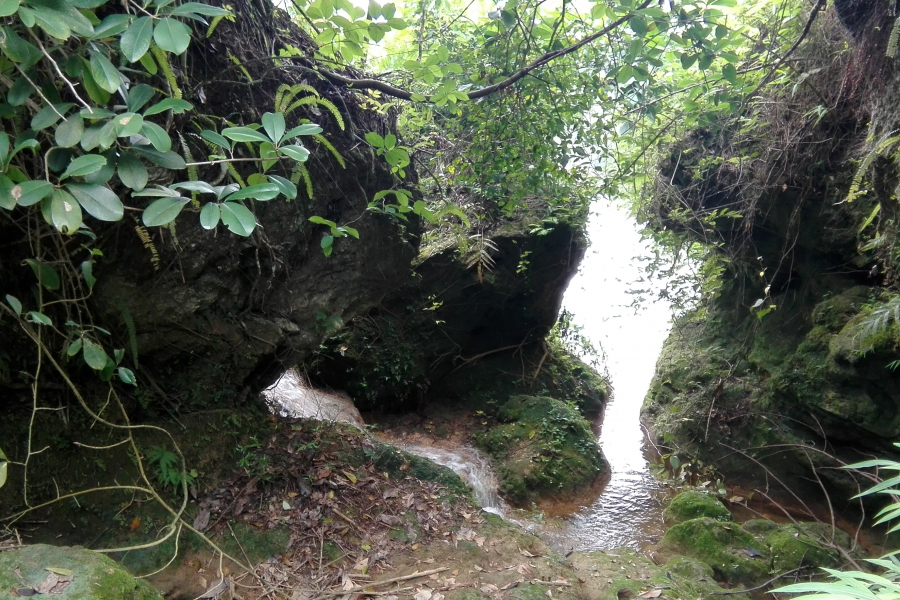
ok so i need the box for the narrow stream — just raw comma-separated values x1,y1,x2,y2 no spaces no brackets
538,201,675,552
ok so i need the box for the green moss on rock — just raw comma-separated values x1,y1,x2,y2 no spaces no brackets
659,517,769,584
474,395,607,505
0,544,162,600
664,491,732,524
765,524,839,572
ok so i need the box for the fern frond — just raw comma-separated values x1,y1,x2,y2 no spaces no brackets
275,83,319,112
856,296,900,345
226,163,246,187
889,16,900,58
463,233,499,283
179,134,200,208
285,96,345,131
150,43,181,99
848,133,900,203
291,164,313,199
312,133,346,168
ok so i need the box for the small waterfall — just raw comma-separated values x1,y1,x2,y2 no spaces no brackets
264,369,364,426
388,442,503,513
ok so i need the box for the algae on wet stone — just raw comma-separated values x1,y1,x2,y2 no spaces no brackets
474,395,607,505
0,544,162,599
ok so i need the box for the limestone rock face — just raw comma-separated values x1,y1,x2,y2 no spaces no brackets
0,544,162,600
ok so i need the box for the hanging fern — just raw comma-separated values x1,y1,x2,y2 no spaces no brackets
150,43,181,100
889,16,900,57
847,131,900,203
312,133,346,168
463,233,499,284
291,163,313,199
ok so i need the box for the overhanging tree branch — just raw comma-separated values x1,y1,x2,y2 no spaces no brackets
307,0,653,102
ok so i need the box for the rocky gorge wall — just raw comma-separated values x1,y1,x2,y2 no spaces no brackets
641,2,900,494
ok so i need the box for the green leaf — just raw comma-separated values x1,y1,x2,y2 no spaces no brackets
120,16,153,62
10,179,53,206
722,63,737,84
219,201,256,236
91,13,130,39
279,144,309,162
114,112,144,137
262,112,286,144
25,259,61,290
49,188,83,233
7,74,34,106
268,174,297,199
0,131,8,165
117,152,148,191
67,183,124,221
143,98,193,116
153,17,191,54
80,61,111,104
55,114,85,148
225,183,279,201
30,4,72,39
0,0,20,17
81,260,96,289
82,338,108,370
0,175,15,209
140,121,172,152
697,53,714,71
199,202,220,229
284,123,323,138
28,311,52,326
364,132,384,147
89,51,122,93
127,84,155,112
61,154,107,180
118,367,137,385
1,27,42,68
130,145,186,169
221,127,270,143
68,338,83,356
31,102,73,130
6,294,22,315
142,196,189,226
171,180,216,194
169,2,231,16
200,129,230,150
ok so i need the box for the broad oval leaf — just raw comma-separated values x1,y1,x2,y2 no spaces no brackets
127,84,156,112
261,112,286,144
130,145,186,169
55,114,85,148
279,144,309,162
284,123,323,139
6,294,22,315
0,175,15,209
49,188,84,234
169,2,231,16
11,179,53,206
31,102,73,130
225,183,279,201
142,195,189,226
114,112,144,137
120,16,153,62
200,129,230,150
219,201,256,236
89,51,122,93
67,183,124,221
171,180,216,194
61,154,107,180
0,0,20,17
199,202,220,229
117,152,148,191
143,98,193,116
24,258,60,290
221,127,270,143
153,17,191,54
140,121,171,152
82,338,108,370
118,366,137,385
268,174,297,200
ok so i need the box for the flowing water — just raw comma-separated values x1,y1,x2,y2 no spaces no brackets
538,201,675,552
265,201,676,551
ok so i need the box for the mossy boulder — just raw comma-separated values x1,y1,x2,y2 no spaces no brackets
0,544,162,599
664,491,732,524
474,395,608,505
659,517,769,584
740,519,781,535
765,524,841,572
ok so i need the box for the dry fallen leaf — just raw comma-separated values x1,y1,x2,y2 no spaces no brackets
129,517,141,532
414,588,433,600
45,568,73,577
480,584,499,594
193,507,211,532
638,590,662,599
199,578,229,599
